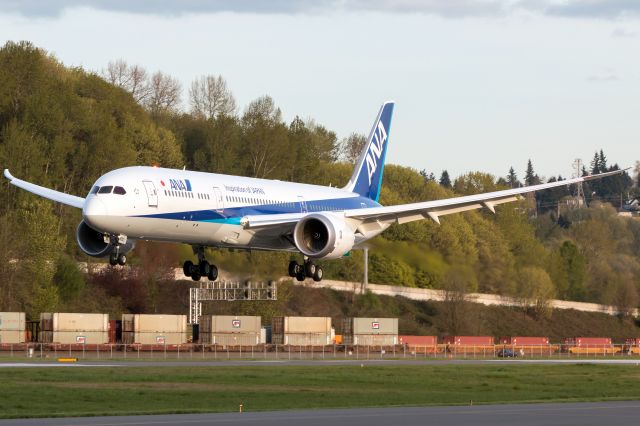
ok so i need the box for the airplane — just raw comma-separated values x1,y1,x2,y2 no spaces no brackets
3,101,625,283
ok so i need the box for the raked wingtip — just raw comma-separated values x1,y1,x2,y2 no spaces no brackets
4,169,14,180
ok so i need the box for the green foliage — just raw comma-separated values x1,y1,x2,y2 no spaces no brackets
1,40,639,316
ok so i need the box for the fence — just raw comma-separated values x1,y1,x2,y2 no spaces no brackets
1,344,639,360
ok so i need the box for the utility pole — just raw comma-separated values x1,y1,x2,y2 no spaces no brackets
572,158,585,208
362,247,368,294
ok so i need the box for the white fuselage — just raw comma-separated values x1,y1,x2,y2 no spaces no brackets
83,166,383,252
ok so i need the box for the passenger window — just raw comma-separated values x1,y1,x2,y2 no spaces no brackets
90,186,99,194
98,186,113,194
113,186,126,195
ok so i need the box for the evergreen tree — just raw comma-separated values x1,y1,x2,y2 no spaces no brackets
590,151,600,174
439,170,452,188
506,166,519,188
598,149,607,171
524,160,540,186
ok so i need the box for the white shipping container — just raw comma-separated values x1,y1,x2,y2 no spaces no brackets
40,331,109,344
209,333,260,346
352,318,398,335
354,334,398,346
284,317,332,334
0,312,26,331
201,316,261,333
284,333,332,345
0,330,25,344
41,313,108,332
129,314,187,333
131,332,187,345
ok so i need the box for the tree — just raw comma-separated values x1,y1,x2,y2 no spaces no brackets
102,59,151,103
506,166,520,188
189,75,236,119
439,170,451,188
144,71,182,115
516,266,555,318
338,132,366,163
524,159,540,186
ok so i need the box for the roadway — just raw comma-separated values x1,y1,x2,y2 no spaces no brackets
0,402,638,425
2,358,640,367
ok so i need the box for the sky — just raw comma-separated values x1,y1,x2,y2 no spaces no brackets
0,0,638,181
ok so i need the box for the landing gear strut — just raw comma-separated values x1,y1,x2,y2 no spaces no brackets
107,234,128,266
288,257,323,282
183,246,218,281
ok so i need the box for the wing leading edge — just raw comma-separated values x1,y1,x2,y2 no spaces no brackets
3,169,85,209
344,169,627,228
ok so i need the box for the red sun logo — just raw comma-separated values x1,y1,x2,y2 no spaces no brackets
160,180,165,187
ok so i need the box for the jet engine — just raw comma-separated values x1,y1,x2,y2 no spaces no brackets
76,221,134,258
293,213,355,259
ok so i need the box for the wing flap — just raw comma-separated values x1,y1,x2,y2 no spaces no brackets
4,169,85,209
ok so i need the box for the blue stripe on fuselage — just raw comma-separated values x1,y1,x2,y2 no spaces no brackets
133,196,380,223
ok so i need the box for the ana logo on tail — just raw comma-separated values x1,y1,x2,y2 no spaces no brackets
365,121,388,185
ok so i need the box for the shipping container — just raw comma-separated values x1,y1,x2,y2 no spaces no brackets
443,336,494,345
351,318,398,335
206,333,260,346
564,337,612,347
353,335,397,345
0,312,26,332
399,335,438,346
0,330,25,344
121,314,187,345
40,313,109,332
284,317,332,334
39,330,109,344
271,317,332,346
499,336,549,345
200,316,261,333
284,333,331,345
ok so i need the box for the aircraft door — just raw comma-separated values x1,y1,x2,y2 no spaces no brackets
212,187,224,212
142,180,158,207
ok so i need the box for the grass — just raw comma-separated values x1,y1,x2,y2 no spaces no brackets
1,364,640,418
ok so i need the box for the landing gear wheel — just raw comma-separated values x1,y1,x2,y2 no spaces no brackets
183,260,194,277
199,261,211,276
313,266,323,282
305,262,316,277
117,254,127,266
109,253,118,266
191,272,201,281
288,261,298,277
295,271,306,282
207,264,218,281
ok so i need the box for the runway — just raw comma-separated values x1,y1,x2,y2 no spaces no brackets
0,401,638,425
1,358,640,367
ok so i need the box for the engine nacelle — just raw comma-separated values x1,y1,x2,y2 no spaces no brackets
293,213,355,260
76,221,134,258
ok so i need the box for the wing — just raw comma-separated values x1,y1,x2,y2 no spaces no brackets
4,169,85,209
344,169,626,227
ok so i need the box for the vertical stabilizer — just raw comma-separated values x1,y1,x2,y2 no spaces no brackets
343,101,395,201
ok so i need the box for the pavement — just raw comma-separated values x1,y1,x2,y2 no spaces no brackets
2,358,640,367
0,402,638,426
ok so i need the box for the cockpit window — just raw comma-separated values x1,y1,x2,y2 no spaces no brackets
98,186,113,194
90,186,99,194
113,186,126,195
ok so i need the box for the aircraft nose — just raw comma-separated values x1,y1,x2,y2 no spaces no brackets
83,197,109,229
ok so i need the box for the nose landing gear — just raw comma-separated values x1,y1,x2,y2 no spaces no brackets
183,246,218,281
288,257,323,282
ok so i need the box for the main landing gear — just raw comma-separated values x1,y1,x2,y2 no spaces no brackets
183,246,218,281
288,258,323,282
108,235,128,266
109,252,127,266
